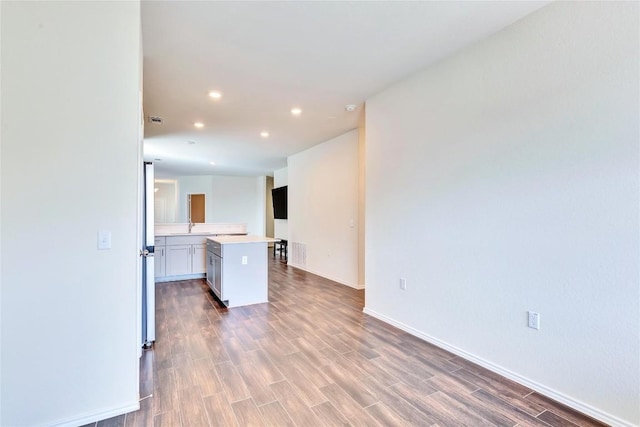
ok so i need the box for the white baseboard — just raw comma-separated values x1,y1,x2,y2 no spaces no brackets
48,401,140,427
362,307,634,427
156,273,205,283
287,263,364,290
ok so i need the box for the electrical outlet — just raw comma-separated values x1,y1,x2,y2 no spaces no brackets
528,311,540,330
400,278,407,291
242,256,248,265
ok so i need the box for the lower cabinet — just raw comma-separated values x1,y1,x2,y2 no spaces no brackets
165,244,192,276
155,246,166,278
154,236,166,279
213,253,222,298
206,240,224,301
156,235,209,281
165,243,206,276
192,244,206,274
206,251,215,288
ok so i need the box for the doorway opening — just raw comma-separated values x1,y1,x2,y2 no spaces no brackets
188,194,205,223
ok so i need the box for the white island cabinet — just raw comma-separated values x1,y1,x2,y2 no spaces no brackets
206,235,277,308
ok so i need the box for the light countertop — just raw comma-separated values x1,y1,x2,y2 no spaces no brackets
207,235,278,245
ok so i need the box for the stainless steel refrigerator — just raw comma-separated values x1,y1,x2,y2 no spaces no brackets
141,162,155,347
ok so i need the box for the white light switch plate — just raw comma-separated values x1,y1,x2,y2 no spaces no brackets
98,231,111,250
242,256,248,265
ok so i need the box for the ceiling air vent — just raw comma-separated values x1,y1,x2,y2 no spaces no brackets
148,116,163,124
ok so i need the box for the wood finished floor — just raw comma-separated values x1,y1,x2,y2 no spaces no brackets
89,257,607,427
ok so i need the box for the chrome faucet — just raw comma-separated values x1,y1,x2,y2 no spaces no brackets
188,222,195,233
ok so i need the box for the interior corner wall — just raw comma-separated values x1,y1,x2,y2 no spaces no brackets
0,2,3,422
254,176,266,236
265,176,275,239
364,2,639,425
273,167,288,240
1,2,141,426
357,109,366,289
288,129,360,288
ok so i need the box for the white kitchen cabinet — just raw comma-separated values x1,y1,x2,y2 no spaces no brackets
192,244,206,274
154,236,166,278
159,235,209,281
154,246,166,278
165,244,191,276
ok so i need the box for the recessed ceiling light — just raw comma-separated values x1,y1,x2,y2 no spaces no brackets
345,104,357,112
208,91,222,99
154,188,159,193
186,140,196,145
260,131,269,138
209,161,216,166
194,122,204,128
291,108,302,116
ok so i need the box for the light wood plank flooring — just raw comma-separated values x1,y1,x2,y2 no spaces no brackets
90,257,607,427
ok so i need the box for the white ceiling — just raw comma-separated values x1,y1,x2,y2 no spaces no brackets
141,1,547,178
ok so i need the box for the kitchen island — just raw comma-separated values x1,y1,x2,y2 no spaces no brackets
206,235,278,308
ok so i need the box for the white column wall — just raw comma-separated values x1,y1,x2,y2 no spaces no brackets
364,2,638,425
1,2,141,425
273,167,288,240
254,176,266,236
288,130,360,288
265,176,275,239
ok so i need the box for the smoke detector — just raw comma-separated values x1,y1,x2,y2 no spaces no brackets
345,104,357,112
148,116,163,124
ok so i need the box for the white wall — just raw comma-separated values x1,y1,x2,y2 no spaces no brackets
364,2,639,425
1,2,141,426
357,113,366,289
154,180,177,223
288,130,360,288
0,3,3,422
0,2,3,422
175,175,214,223
273,167,288,240
173,175,265,235
210,175,264,235
254,176,266,236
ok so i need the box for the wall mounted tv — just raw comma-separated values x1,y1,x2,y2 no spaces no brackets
272,186,288,219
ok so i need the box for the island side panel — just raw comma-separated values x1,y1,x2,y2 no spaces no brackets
221,242,268,307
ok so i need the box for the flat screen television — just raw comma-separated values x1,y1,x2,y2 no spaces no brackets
272,186,288,219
